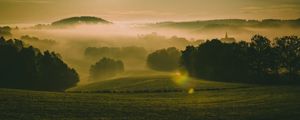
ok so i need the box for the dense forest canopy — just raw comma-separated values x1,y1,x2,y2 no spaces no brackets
0,37,79,91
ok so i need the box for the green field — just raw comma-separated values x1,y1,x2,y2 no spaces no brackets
1,74,300,120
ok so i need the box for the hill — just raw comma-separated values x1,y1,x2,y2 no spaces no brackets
51,16,112,27
150,18,300,30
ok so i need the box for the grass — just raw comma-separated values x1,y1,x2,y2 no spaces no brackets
0,73,300,120
69,72,249,93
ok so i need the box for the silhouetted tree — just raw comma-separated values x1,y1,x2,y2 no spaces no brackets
274,36,300,80
147,47,181,71
89,58,124,80
0,37,79,91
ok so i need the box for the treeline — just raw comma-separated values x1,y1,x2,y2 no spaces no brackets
181,35,300,83
0,37,79,91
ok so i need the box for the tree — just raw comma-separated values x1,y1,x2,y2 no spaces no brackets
274,36,300,80
248,35,275,80
147,47,181,71
89,58,124,80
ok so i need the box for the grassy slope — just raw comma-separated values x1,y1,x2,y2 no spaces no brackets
68,74,248,93
0,74,300,120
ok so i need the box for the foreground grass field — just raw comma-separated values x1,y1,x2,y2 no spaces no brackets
0,74,300,120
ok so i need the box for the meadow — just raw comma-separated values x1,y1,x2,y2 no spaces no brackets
0,73,299,120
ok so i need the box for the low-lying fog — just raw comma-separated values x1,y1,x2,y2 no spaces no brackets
3,21,300,84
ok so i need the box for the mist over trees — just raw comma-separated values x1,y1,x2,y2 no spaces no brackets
138,33,204,49
85,46,148,61
0,26,12,38
89,58,124,80
20,35,56,50
152,18,300,30
147,47,181,71
0,37,79,91
181,35,300,83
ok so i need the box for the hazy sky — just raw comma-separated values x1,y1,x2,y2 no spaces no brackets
0,0,300,24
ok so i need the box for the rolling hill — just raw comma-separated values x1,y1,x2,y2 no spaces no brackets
0,81,299,120
0,70,299,119
51,16,112,27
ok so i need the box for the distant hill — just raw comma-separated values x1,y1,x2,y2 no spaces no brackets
150,18,300,30
51,16,112,27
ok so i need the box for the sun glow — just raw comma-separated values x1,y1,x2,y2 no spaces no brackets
172,71,189,86
172,71,195,94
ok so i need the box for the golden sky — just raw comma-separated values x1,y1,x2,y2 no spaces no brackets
0,0,299,24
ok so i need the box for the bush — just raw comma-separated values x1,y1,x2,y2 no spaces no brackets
147,47,181,71
0,37,79,91
89,58,124,80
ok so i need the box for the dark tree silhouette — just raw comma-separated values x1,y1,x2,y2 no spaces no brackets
147,47,181,71
89,57,124,80
274,36,300,80
181,35,300,84
0,37,79,91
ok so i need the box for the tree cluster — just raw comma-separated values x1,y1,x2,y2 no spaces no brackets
147,47,181,71
89,58,124,80
181,35,300,83
0,37,79,91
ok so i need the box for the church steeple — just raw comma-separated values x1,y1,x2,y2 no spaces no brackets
221,32,236,43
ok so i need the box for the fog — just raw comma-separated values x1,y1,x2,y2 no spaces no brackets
4,21,300,84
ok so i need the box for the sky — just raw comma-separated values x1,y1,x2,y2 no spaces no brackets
0,0,300,24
